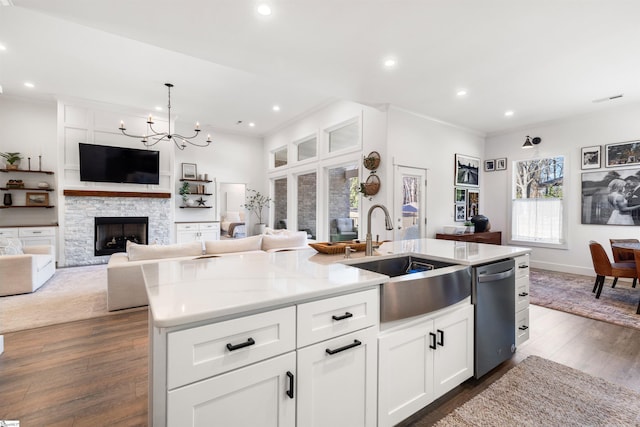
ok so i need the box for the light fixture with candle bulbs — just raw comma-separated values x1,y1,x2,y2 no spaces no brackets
118,83,211,150
522,136,541,149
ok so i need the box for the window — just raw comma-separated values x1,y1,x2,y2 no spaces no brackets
327,164,359,242
273,147,287,168
297,136,317,161
328,120,359,153
297,172,317,239
273,177,287,229
511,156,566,247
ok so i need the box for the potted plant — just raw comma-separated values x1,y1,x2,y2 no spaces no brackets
243,188,273,234
179,182,192,206
1,152,23,170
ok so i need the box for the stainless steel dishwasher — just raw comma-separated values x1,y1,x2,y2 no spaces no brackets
472,258,516,378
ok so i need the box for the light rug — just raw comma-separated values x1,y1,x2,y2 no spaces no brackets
433,355,640,426
530,268,639,331
0,264,145,333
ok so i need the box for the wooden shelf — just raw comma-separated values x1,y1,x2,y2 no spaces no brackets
179,178,212,183
63,190,171,198
0,205,55,209
435,231,502,245
0,168,54,175
1,187,54,191
179,206,212,209
184,193,212,196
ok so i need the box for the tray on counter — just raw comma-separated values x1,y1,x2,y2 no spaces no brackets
309,240,384,255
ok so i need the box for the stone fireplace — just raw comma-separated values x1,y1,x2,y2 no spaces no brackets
94,216,148,256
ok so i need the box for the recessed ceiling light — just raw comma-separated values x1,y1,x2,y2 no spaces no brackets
383,58,397,68
257,4,272,16
24,82,35,88
0,44,6,51
249,122,256,127
456,90,467,97
155,106,162,111
504,110,514,117
272,105,280,112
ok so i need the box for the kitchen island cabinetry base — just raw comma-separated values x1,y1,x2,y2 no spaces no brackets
377,300,474,427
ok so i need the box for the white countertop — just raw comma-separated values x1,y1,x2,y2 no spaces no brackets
143,238,531,328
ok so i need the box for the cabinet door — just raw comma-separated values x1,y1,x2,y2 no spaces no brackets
516,307,530,346
378,320,433,427
515,276,530,312
297,327,377,427
432,304,474,397
167,352,295,427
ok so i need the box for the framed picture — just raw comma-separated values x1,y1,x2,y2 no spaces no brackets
454,204,467,222
455,154,480,187
581,146,601,170
467,189,479,219
495,158,507,171
455,187,466,203
581,167,640,225
484,160,495,172
25,192,49,206
605,140,640,168
182,163,197,180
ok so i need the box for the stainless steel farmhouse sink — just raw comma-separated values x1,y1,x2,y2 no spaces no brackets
350,255,471,323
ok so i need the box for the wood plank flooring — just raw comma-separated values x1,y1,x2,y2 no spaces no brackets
0,305,638,426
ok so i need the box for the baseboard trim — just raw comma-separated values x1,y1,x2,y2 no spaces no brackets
530,261,593,276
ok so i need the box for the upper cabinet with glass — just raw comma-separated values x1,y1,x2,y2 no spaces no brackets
296,136,317,161
273,146,288,168
328,119,360,153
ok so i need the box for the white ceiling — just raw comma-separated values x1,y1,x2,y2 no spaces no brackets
2,1,640,137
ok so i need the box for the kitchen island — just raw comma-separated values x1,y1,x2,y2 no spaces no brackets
143,238,531,426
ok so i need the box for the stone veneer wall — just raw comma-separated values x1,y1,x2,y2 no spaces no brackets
64,196,171,266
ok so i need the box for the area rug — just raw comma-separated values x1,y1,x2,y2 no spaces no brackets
0,264,145,333
530,268,639,331
432,355,640,426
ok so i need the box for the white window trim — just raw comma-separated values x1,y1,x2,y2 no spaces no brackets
294,132,319,165
322,116,362,159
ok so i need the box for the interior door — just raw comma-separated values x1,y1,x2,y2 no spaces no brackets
393,166,427,240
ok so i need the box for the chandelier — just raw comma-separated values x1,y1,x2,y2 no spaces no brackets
118,83,212,150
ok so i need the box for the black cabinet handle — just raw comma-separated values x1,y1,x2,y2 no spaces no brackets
326,339,361,355
332,312,353,321
518,292,529,297
519,264,529,269
437,329,444,347
519,325,529,331
286,371,294,399
226,337,255,351
429,332,437,350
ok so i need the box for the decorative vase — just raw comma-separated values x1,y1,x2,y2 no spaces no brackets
6,163,18,170
37,182,50,189
186,198,195,207
254,223,266,235
3,193,12,206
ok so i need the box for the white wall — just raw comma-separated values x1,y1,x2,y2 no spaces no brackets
485,102,640,275
387,107,486,237
0,96,57,226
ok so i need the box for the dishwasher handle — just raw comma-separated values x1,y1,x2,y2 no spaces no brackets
477,268,514,283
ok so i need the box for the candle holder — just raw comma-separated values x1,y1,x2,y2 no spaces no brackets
38,155,42,171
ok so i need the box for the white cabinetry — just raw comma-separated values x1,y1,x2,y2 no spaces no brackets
0,226,57,262
153,288,379,427
175,222,220,244
514,254,530,346
377,300,474,427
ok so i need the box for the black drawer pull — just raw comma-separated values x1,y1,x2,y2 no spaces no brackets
518,292,529,297
326,339,361,355
286,371,294,399
332,312,353,321
429,332,437,350
437,329,444,347
519,265,529,269
519,325,529,331
226,337,255,351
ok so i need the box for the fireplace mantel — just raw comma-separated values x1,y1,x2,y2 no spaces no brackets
63,190,171,198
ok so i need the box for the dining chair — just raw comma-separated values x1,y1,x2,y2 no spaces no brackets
588,241,636,299
609,238,639,288
632,250,640,314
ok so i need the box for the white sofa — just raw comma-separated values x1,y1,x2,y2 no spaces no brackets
107,232,308,311
0,245,56,296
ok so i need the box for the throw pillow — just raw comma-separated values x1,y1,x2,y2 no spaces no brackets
0,237,24,255
205,235,263,254
127,241,203,261
262,231,308,252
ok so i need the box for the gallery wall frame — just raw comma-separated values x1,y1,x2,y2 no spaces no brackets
605,140,640,168
484,159,495,172
467,189,479,219
495,158,507,171
455,153,480,187
581,167,640,225
25,192,49,206
182,163,197,180
581,146,601,170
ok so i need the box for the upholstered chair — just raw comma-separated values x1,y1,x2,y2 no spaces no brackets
609,238,639,288
589,241,636,299
632,250,640,314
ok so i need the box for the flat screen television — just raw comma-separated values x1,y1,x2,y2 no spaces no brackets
79,143,160,185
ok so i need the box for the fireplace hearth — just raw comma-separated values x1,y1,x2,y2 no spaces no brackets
94,217,148,256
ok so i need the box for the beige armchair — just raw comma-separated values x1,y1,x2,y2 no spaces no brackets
0,245,56,296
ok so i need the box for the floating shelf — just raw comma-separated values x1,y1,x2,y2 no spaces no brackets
0,205,55,209
179,178,213,183
179,206,212,209
0,187,54,192
0,168,54,175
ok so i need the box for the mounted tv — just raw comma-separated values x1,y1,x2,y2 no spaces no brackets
79,143,160,185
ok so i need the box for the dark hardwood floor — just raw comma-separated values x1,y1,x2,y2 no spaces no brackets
1,305,638,426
